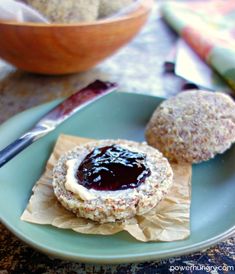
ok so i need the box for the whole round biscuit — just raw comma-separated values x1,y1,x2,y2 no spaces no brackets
145,90,235,163
52,139,173,223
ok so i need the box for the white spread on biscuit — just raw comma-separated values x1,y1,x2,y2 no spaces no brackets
64,142,159,201
64,155,139,200
65,159,96,201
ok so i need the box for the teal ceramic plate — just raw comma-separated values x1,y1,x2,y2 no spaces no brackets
0,92,235,264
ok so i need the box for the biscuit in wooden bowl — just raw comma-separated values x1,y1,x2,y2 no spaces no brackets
24,0,100,23
99,0,134,18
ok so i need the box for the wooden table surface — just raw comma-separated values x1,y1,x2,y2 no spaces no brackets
0,4,234,273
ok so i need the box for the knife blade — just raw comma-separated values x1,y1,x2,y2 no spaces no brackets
0,80,118,168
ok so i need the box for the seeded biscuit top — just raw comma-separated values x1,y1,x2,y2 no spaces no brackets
22,0,134,23
146,90,235,163
24,0,100,23
99,0,133,18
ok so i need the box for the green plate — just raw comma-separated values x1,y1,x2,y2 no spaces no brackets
0,92,234,264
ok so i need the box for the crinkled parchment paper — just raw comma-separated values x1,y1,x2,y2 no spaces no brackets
21,134,192,242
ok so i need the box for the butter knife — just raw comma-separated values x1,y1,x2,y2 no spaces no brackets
0,80,117,168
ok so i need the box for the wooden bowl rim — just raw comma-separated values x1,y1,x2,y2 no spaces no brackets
0,0,153,28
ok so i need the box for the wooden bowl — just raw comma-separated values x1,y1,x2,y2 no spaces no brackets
0,0,153,75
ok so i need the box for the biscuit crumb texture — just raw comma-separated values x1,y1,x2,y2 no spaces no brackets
99,0,133,18
146,90,235,163
53,139,173,223
23,0,133,23
24,0,100,23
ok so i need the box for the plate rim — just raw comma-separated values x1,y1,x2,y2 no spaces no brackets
1,216,235,264
0,92,235,264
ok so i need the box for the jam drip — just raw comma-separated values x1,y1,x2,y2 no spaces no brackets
76,145,151,191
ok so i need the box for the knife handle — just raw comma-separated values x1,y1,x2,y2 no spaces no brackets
0,135,34,168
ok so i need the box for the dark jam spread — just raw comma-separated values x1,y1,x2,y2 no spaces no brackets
76,145,151,191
